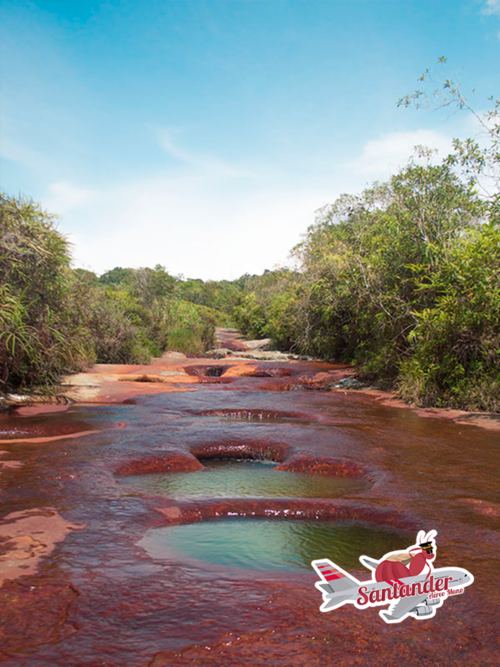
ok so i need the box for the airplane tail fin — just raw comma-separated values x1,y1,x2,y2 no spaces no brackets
312,559,360,595
359,555,379,571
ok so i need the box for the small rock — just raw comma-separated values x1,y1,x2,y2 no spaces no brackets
242,338,272,351
160,371,187,376
204,348,232,359
162,351,188,359
332,377,366,390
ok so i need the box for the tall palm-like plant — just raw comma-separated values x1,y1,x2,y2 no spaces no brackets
0,194,91,393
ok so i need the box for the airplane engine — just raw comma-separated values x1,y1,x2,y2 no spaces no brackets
414,605,434,616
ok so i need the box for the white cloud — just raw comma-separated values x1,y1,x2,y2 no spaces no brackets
52,171,328,280
44,128,461,280
40,130,334,279
347,129,453,177
483,0,500,37
484,0,500,16
0,137,57,172
45,181,96,214
158,127,254,178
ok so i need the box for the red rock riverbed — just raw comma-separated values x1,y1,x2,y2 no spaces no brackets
0,341,499,666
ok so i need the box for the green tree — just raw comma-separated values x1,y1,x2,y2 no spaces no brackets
398,58,499,223
0,194,92,392
99,266,134,286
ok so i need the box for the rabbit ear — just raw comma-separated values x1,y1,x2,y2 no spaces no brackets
425,529,437,543
416,530,425,545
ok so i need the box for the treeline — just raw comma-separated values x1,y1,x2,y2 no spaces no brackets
2,68,499,411
0,194,249,394
234,76,500,411
235,160,500,410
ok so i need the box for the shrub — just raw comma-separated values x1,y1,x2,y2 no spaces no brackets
398,224,500,409
162,301,216,354
0,194,92,392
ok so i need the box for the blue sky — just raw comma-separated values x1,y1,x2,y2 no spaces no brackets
1,0,499,279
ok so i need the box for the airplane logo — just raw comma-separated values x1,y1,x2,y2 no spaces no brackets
312,530,474,624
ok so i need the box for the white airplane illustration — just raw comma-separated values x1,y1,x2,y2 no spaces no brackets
312,555,473,624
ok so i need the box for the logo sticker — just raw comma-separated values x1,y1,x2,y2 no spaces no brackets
312,530,473,624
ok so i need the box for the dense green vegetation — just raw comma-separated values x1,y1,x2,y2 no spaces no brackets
236,160,499,410
0,195,91,392
235,72,500,411
0,198,246,393
2,65,499,410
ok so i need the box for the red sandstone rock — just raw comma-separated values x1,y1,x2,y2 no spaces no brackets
154,498,416,530
190,440,290,463
276,455,367,477
0,508,85,587
183,365,231,377
241,367,292,378
196,408,308,420
0,576,79,658
458,498,500,518
196,376,237,384
115,452,203,476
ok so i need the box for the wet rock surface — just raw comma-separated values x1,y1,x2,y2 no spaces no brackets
190,439,291,462
0,333,499,665
0,416,95,442
275,455,368,477
115,452,203,476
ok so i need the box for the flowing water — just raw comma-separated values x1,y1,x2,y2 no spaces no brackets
0,358,499,666
123,459,367,499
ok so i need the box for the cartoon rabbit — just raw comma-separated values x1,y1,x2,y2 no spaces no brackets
375,530,437,583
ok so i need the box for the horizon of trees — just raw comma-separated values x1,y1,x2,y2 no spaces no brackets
1,61,498,410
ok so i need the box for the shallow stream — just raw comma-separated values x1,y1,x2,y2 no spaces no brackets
0,365,499,666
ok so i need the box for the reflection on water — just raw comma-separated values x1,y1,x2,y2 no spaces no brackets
139,519,411,571
0,413,95,440
123,459,366,499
